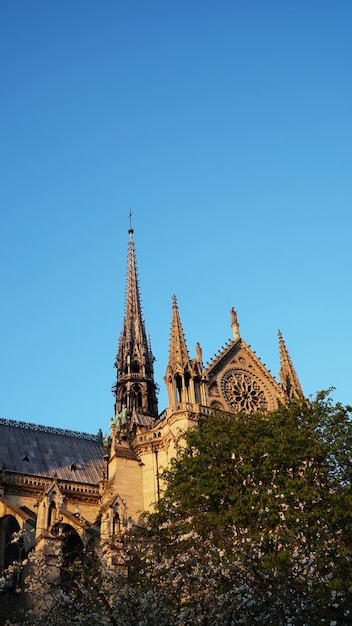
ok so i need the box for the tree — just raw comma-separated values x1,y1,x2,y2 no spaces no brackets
4,393,352,625
142,392,352,624
2,535,174,626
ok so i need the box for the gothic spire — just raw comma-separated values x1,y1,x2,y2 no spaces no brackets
123,226,145,352
167,295,190,371
164,295,205,408
113,226,158,419
278,330,304,401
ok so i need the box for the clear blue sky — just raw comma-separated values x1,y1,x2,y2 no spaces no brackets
1,1,351,435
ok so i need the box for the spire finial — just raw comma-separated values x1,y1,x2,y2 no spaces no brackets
128,207,134,235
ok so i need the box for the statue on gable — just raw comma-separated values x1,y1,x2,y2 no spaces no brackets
196,341,203,364
231,306,240,340
120,405,127,426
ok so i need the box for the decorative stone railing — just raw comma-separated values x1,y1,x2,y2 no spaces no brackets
2,472,100,497
157,403,213,423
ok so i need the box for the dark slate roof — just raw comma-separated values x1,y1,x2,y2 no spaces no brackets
0,418,104,484
131,411,155,428
114,441,140,461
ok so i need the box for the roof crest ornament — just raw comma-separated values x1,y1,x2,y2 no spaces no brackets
231,306,240,341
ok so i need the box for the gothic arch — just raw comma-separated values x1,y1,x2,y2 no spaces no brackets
0,499,29,532
51,523,84,590
131,384,142,410
0,515,24,571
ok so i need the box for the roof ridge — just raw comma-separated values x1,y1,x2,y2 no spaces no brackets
204,338,236,370
0,417,98,441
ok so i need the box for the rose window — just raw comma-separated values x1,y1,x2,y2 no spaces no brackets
221,370,267,412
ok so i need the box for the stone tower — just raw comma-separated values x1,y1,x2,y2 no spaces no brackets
113,226,158,420
100,226,161,531
165,295,206,408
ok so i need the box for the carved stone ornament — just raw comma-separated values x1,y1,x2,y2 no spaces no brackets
209,382,220,397
221,370,268,412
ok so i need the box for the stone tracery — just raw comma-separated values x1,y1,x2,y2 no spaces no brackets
221,370,268,412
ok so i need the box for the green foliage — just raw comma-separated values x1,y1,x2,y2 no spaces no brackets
148,394,350,533
5,392,352,625
142,393,352,623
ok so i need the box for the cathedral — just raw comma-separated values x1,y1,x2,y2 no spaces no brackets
0,225,303,587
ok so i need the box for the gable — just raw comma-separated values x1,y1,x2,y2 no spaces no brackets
205,338,286,413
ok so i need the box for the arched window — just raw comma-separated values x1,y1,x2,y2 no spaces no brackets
48,501,57,528
52,523,84,591
121,387,127,409
184,372,191,402
175,374,182,402
194,377,201,403
132,361,140,373
0,516,24,570
112,512,120,536
131,384,142,410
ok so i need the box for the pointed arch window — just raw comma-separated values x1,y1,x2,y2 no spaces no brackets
175,374,182,403
131,384,142,410
121,387,127,409
194,376,201,404
0,515,25,571
112,511,120,535
48,501,57,528
52,523,84,591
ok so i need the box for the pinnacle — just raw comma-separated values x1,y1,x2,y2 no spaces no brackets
168,295,190,370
